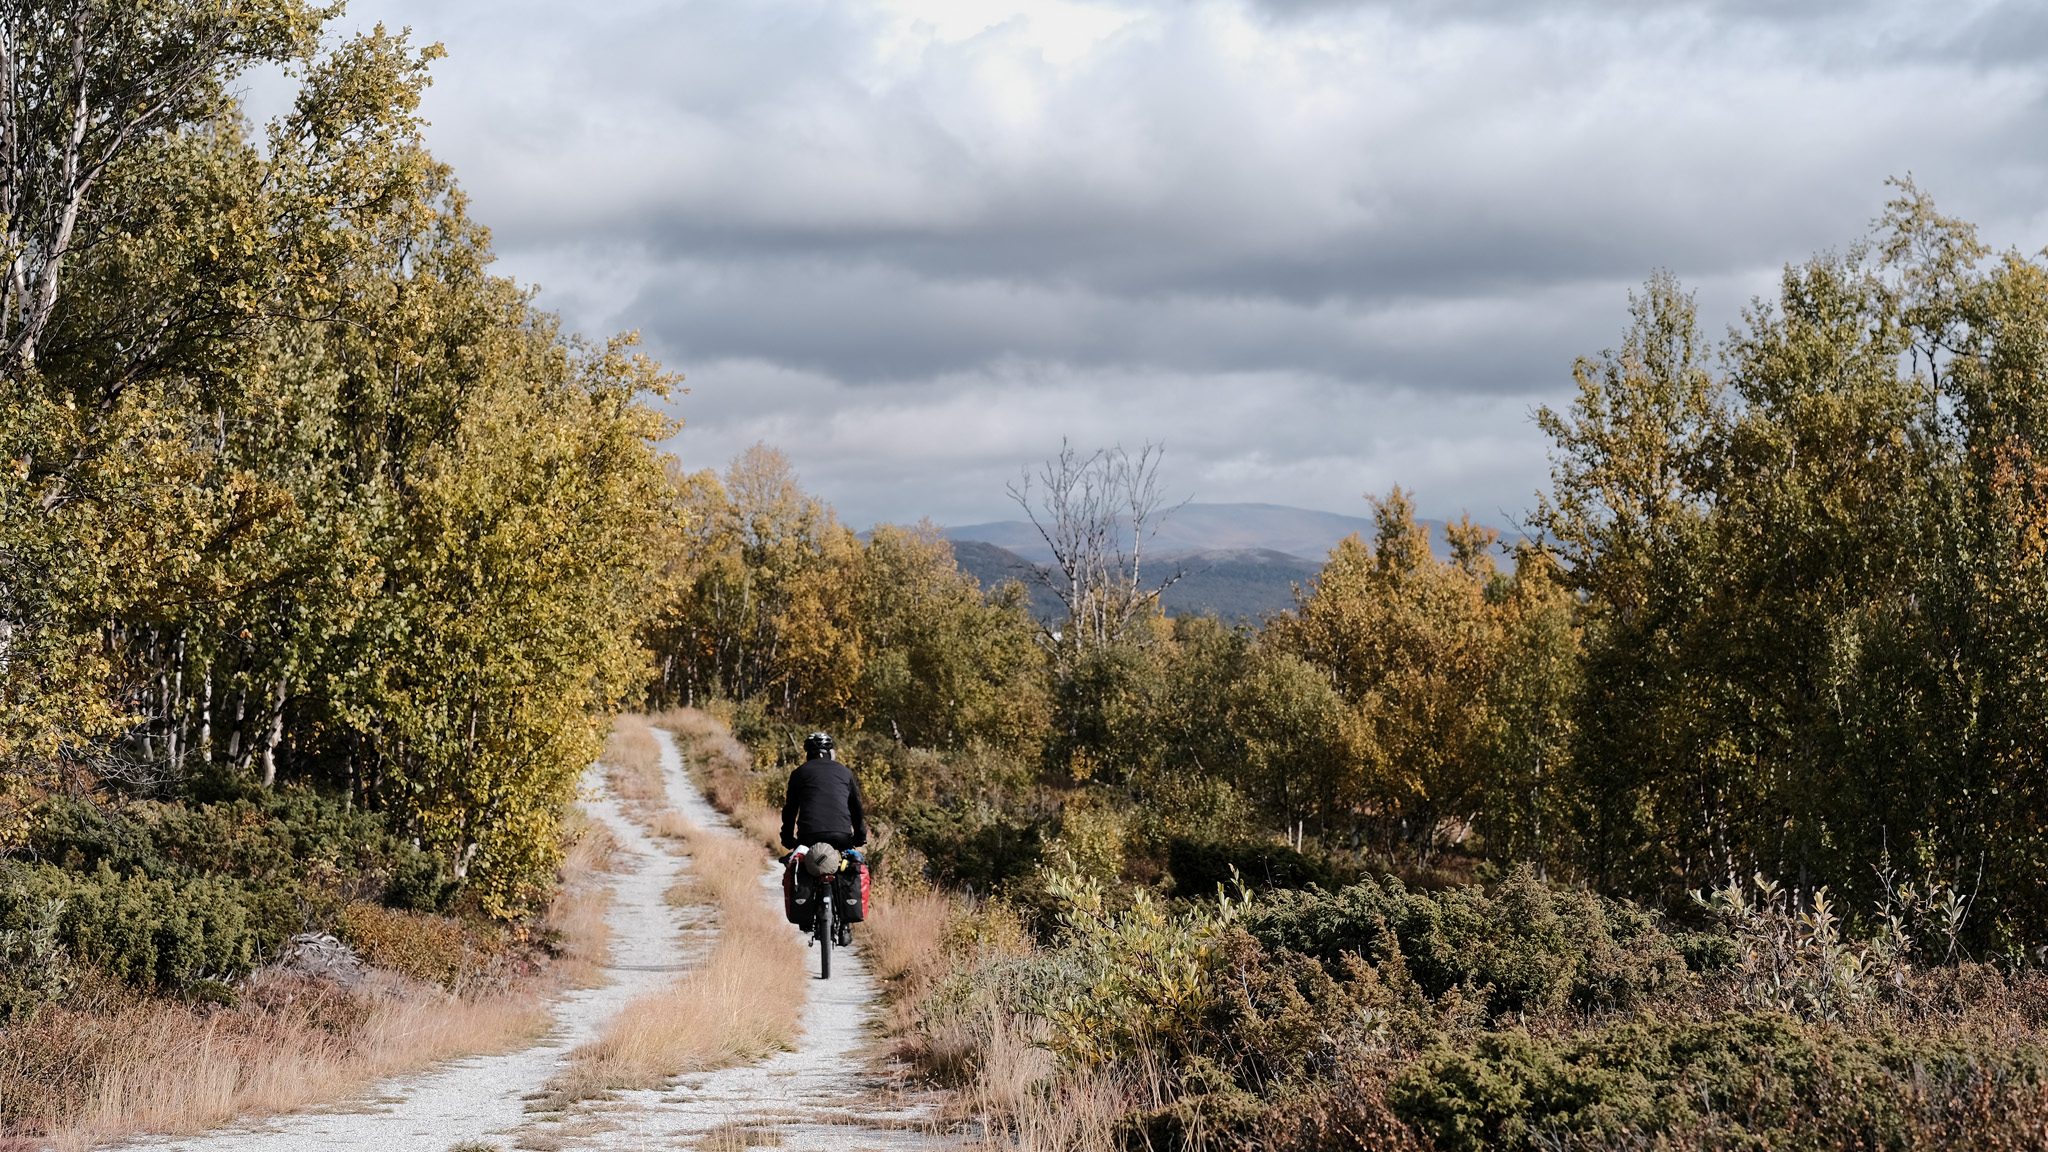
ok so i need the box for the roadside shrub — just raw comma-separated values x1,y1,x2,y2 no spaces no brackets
898,802,1045,891
729,699,806,771
1672,930,1739,973
0,862,294,988
29,787,457,911
384,849,462,912
1047,791,1129,882
1239,864,1693,1016
1205,928,1420,1078
853,737,1039,818
0,893,74,1020
337,902,485,988
1700,875,1902,1022
1387,1012,2048,1152
1034,871,1229,1067
1166,836,1346,896
1240,1062,1427,1152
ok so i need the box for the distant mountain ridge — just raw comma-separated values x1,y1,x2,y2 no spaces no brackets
945,502,1380,564
941,502,1512,623
944,502,1499,564
949,539,1324,624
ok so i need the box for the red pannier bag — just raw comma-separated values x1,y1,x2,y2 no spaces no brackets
782,853,806,925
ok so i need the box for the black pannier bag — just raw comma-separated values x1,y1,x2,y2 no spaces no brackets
782,855,812,925
839,853,870,923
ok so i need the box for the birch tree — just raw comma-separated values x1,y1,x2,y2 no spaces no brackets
0,15,680,916
1008,440,1185,663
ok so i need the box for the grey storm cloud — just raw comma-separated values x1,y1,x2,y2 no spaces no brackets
315,0,2048,528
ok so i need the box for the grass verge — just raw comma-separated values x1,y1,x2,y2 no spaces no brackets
646,707,783,851
4,809,620,1150
18,971,550,1152
856,882,1126,1150
601,714,666,816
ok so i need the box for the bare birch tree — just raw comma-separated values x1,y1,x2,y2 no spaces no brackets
1008,440,1185,660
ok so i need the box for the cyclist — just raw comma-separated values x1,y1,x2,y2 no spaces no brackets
780,732,868,852
781,732,868,949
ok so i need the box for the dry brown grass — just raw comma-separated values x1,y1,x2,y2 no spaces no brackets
969,1052,1122,1152
541,808,621,989
650,807,693,840
602,713,666,816
3,967,551,1151
897,980,1145,1152
1,798,623,1149
698,1120,787,1149
648,707,783,851
854,877,1112,1151
859,877,958,1046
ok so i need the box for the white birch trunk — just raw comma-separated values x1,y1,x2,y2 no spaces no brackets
228,683,248,770
259,676,288,787
198,667,211,764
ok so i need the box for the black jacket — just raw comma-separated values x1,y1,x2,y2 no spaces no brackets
780,754,867,850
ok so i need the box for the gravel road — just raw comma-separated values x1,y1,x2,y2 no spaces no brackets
121,728,954,1152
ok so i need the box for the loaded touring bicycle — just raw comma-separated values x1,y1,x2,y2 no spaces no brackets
783,841,869,978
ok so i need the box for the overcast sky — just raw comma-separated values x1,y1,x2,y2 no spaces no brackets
309,0,2048,529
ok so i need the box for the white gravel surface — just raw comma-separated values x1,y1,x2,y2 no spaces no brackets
122,728,957,1152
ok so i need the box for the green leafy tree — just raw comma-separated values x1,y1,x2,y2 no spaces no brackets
0,15,679,915
1276,490,1507,852
1539,184,2048,944
858,522,1045,753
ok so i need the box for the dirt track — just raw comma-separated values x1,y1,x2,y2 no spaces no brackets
123,727,950,1152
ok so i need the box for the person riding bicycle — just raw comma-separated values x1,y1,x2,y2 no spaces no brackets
781,733,867,953
780,732,867,852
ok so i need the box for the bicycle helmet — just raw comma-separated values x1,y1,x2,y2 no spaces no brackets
803,731,834,757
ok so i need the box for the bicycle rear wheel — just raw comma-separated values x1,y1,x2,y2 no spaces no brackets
817,881,833,979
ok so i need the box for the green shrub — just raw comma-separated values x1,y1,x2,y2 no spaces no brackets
898,802,1046,891
1166,836,1349,895
1047,792,1129,882
29,786,457,911
1239,864,1693,1016
1672,930,1740,973
0,862,296,988
384,848,462,912
1034,871,1230,1067
1387,1012,2048,1152
0,893,75,1019
1201,926,1416,1080
729,699,805,768
29,797,168,877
